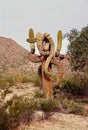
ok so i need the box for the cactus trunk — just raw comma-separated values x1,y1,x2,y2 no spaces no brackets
56,62,64,87
41,57,53,99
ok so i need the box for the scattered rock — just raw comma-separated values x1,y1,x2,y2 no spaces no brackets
33,110,46,121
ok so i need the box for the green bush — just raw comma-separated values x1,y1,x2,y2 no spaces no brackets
40,99,58,112
66,26,88,72
7,97,38,117
60,77,87,96
4,97,38,129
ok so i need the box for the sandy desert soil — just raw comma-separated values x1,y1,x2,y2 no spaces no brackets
5,83,88,130
20,113,88,130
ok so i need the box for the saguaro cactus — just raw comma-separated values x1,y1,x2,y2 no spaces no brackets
27,28,64,99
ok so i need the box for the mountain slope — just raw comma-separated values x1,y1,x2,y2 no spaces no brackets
0,37,39,76
0,37,28,68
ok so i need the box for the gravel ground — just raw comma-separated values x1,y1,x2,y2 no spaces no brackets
18,113,88,130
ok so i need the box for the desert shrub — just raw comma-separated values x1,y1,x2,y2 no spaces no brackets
8,69,22,84
34,90,44,98
4,97,38,129
0,77,14,89
5,77,15,86
74,71,88,95
60,78,83,96
38,97,85,116
33,76,41,87
0,107,9,130
7,97,38,117
21,76,32,83
61,71,88,96
61,98,83,115
22,75,41,87
39,99,58,112
0,77,9,88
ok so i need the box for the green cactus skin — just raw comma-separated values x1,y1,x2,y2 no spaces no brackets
57,30,62,53
26,28,36,54
44,33,54,76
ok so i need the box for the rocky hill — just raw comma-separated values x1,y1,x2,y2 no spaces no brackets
0,37,28,67
0,37,39,77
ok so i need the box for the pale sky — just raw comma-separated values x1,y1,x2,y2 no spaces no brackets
0,0,88,54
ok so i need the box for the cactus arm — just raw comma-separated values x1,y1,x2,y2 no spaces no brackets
26,28,36,54
56,30,62,55
44,33,54,76
36,32,44,53
27,53,41,63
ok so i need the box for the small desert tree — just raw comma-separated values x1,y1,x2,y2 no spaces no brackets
64,25,88,96
66,25,88,72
